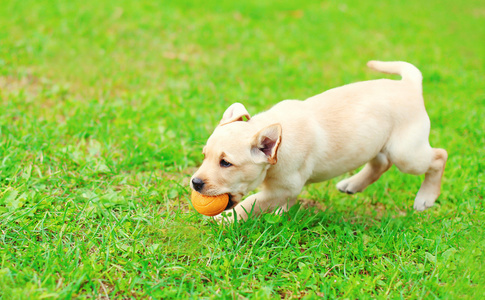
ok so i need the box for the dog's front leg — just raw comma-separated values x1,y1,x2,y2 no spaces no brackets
214,189,298,223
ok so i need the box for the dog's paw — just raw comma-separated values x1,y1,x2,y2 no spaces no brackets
413,197,435,211
413,187,439,211
336,179,357,194
413,201,429,211
213,211,236,223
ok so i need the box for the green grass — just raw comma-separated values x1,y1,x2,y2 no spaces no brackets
1,0,484,298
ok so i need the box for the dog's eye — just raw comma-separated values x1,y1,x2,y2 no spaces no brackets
220,159,233,168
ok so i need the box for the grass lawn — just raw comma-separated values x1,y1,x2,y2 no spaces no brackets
1,0,484,298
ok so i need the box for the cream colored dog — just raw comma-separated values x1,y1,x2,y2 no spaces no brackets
191,61,447,222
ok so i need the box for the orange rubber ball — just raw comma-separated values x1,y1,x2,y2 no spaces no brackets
190,190,229,216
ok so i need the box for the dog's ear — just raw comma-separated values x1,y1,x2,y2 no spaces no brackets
219,103,251,126
251,124,282,165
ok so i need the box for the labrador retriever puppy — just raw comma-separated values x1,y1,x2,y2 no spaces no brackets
191,61,447,222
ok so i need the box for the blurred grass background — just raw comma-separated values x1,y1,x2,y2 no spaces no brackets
0,0,484,298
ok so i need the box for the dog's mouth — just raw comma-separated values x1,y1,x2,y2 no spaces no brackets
224,194,239,211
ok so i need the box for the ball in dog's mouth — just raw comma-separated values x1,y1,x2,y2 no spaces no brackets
191,191,229,216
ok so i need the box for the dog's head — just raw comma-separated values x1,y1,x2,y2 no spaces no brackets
191,103,282,211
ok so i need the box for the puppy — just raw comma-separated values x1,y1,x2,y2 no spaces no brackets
191,61,447,222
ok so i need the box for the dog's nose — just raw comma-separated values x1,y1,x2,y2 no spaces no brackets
191,177,205,192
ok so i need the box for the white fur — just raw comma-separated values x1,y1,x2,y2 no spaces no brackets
191,61,447,222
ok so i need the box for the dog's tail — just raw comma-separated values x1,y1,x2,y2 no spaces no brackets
367,60,422,86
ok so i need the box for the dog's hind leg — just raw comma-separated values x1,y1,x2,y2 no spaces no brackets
337,152,392,194
412,148,447,210
387,126,448,210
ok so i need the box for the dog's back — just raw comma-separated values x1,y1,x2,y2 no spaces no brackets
261,61,429,182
